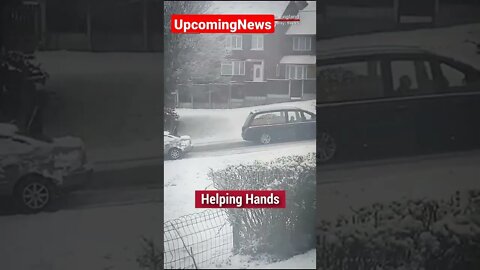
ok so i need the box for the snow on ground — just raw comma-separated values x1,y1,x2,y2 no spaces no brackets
216,249,316,269
0,203,161,270
164,140,315,269
34,24,480,162
317,150,480,221
318,23,480,69
164,140,315,220
37,51,164,152
176,99,316,145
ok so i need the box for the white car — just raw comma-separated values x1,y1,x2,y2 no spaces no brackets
0,124,93,213
163,131,193,160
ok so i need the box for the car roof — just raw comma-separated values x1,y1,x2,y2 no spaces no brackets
317,45,433,61
250,106,305,114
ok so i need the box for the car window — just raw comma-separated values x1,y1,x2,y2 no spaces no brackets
439,62,466,88
301,111,315,121
317,60,384,102
164,135,175,142
287,111,302,123
251,111,286,126
391,60,435,95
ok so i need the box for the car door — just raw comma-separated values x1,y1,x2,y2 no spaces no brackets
286,110,302,140
249,111,289,141
359,56,421,158
291,110,316,140
317,57,388,161
429,58,480,151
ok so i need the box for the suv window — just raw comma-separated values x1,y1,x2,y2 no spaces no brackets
317,60,383,102
391,60,435,95
251,111,286,126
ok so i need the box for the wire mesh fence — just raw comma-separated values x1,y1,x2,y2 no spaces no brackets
164,209,233,269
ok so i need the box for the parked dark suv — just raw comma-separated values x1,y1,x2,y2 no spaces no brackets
316,45,480,163
242,106,316,144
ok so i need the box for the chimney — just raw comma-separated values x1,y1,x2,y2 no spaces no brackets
283,0,308,16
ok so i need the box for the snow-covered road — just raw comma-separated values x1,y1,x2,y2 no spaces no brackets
318,149,480,221
164,140,316,221
0,203,162,270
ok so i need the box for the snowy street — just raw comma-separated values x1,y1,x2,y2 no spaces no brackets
318,148,480,221
1,142,480,269
0,202,162,270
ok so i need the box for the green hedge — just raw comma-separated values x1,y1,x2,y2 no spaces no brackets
208,153,316,259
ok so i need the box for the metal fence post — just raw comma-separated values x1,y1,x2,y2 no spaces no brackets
232,214,240,254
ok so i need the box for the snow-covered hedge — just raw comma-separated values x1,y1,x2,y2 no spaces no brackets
318,190,480,270
208,153,316,259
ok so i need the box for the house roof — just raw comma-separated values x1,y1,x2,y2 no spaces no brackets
280,55,316,64
286,1,316,35
210,1,289,17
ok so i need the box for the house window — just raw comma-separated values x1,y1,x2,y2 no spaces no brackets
226,35,242,50
221,61,245,76
293,36,312,51
251,35,264,50
286,65,308,79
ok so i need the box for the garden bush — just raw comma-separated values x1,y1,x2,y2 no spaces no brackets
208,153,316,259
317,190,480,270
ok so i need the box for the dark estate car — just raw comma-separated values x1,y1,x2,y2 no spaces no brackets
242,106,316,144
316,46,480,163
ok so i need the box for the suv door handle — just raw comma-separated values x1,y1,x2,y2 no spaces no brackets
396,105,408,111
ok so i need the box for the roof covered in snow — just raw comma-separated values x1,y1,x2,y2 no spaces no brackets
280,55,316,64
210,1,289,17
286,1,316,35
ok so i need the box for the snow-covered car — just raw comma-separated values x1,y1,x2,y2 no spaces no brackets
0,124,93,213
164,131,193,160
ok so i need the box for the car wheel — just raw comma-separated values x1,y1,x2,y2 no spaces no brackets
259,133,272,145
15,175,54,213
169,148,183,160
317,131,336,163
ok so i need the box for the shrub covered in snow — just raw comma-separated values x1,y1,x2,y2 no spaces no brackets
208,153,316,259
317,190,480,270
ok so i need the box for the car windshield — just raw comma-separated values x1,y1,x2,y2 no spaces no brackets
244,113,254,127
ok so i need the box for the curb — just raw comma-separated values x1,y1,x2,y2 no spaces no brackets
92,140,250,165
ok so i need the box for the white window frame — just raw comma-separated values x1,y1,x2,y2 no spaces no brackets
221,61,245,76
251,35,264,50
286,65,308,79
293,36,312,51
226,35,243,50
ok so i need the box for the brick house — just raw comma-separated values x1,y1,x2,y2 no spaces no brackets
176,1,316,108
223,1,316,101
